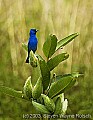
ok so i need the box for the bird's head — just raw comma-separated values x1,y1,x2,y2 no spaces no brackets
30,29,38,36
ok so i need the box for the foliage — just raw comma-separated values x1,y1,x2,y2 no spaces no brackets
0,33,80,119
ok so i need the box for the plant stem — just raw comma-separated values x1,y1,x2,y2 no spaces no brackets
47,58,49,62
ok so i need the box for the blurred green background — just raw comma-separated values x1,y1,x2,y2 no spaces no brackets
0,0,93,120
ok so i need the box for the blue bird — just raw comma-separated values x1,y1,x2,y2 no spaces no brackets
26,29,38,63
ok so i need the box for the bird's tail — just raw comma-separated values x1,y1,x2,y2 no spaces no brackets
26,50,30,63
26,57,29,63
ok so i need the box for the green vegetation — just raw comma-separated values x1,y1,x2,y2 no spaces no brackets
0,32,79,120
0,0,93,120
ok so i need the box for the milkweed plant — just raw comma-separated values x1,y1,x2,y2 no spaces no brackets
0,32,81,119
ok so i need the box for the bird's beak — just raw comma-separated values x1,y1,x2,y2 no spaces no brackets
36,29,39,32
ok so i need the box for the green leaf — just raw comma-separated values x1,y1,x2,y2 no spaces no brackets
23,76,32,99
43,34,57,58
47,53,69,71
39,60,50,91
30,51,38,67
52,73,82,93
32,101,50,114
61,73,83,92
32,77,43,99
36,54,44,61
56,72,82,81
52,73,78,93
56,74,72,81
48,76,73,98
41,94,55,112
63,78,76,92
0,86,22,99
54,73,79,92
54,97,62,114
0,86,32,101
22,43,28,51
56,33,79,50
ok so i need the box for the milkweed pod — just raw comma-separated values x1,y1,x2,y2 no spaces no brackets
32,101,50,114
23,76,32,99
30,51,38,67
41,94,55,113
32,77,43,99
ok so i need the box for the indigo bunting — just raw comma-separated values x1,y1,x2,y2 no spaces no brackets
26,29,38,63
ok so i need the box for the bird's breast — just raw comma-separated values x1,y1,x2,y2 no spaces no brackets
28,37,38,52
